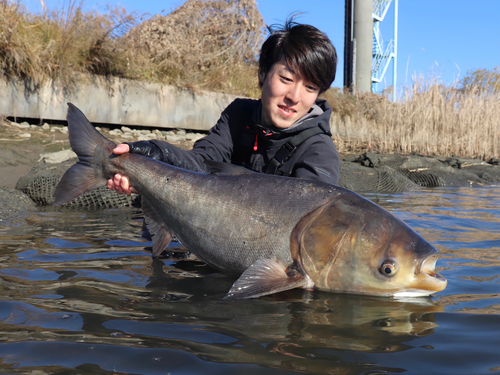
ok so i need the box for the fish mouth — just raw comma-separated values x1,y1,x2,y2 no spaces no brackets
404,253,447,295
415,254,442,278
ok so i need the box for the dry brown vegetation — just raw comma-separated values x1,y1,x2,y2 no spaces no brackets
324,73,500,160
128,0,264,97
0,0,138,85
0,0,263,96
0,0,498,160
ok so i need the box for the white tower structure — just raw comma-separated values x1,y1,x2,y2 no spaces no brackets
371,0,398,100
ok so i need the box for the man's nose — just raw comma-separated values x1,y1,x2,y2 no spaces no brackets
285,84,301,104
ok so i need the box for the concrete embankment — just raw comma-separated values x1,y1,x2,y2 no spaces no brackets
0,75,362,140
0,75,238,131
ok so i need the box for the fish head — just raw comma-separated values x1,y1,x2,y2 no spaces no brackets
290,193,447,297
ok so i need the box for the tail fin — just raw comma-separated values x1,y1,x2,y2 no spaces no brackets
52,103,116,206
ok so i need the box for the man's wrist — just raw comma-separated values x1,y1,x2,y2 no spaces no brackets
128,141,163,160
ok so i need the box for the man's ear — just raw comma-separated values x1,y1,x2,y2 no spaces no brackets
258,69,267,84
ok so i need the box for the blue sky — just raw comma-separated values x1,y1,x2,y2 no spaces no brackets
22,0,499,93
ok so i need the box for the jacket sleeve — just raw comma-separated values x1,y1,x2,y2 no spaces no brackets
289,134,341,185
149,102,236,173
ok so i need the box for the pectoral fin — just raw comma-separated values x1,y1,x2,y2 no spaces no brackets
223,259,309,299
141,198,174,257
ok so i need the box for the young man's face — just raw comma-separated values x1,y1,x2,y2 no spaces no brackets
260,61,320,129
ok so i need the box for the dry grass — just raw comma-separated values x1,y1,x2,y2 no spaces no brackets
0,0,263,96
0,0,138,85
128,0,264,97
1,1,498,160
327,77,500,160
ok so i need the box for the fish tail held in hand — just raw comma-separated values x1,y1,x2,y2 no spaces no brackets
52,103,117,206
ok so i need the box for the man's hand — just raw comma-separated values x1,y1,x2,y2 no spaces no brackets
107,144,139,195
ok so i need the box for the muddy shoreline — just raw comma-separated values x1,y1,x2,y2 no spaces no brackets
0,118,206,189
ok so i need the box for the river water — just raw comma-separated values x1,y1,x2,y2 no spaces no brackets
0,186,498,375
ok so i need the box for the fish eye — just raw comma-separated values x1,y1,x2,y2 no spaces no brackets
380,259,397,277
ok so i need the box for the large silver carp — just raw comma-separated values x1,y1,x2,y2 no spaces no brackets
53,103,447,299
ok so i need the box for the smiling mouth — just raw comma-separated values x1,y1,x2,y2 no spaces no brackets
278,105,295,115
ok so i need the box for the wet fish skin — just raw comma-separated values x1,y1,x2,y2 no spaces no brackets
53,103,447,299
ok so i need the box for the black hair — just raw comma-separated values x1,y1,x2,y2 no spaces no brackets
258,16,337,94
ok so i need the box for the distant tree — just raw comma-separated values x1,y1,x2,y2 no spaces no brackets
459,67,500,94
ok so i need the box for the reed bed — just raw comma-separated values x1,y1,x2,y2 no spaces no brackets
326,78,500,160
385,79,499,160
1,0,498,160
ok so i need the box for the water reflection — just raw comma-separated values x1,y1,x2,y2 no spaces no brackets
0,291,444,374
0,187,498,374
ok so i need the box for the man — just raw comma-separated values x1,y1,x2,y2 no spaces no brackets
108,18,340,195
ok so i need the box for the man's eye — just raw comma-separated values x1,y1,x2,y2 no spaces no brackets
280,76,292,82
306,85,318,92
